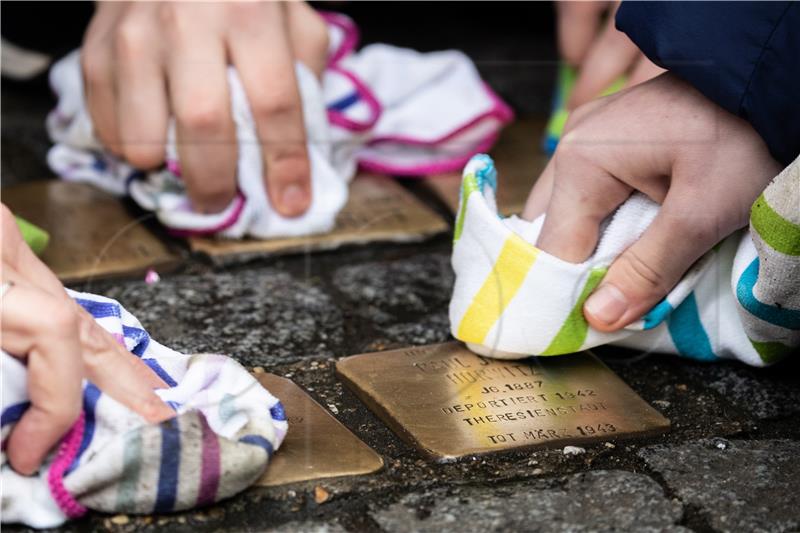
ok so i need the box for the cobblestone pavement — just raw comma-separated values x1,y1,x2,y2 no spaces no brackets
3,6,800,531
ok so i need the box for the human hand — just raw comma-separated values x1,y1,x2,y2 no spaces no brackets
522,73,781,332
81,1,330,216
556,1,664,110
1,205,174,475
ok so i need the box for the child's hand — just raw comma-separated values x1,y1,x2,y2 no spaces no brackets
557,1,664,109
81,2,329,216
1,205,174,475
523,73,781,332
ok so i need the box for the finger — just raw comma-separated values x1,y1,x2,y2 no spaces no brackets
625,54,667,88
1,204,72,299
567,6,639,110
228,2,312,217
73,307,173,423
2,281,83,475
535,142,632,262
81,5,122,155
286,2,329,78
557,1,609,67
583,193,724,331
521,157,555,221
167,15,237,214
114,5,169,169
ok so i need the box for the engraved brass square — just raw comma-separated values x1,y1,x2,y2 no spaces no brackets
336,342,669,459
3,180,180,283
424,118,549,216
254,373,383,486
189,174,448,260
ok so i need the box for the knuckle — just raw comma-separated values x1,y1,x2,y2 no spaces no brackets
49,301,79,336
617,250,667,294
176,99,229,134
227,2,266,23
114,20,149,57
250,92,299,124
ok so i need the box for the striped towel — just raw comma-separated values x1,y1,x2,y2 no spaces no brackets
2,290,287,528
45,13,512,240
450,154,799,366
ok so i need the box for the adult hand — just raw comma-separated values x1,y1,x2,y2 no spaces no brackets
522,73,781,332
1,205,174,475
81,1,329,216
556,1,664,110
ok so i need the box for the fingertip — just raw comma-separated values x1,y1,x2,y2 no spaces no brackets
275,182,311,217
123,144,166,171
583,283,629,332
267,153,312,218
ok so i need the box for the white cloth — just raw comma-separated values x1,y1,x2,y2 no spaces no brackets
2,290,287,528
46,14,512,239
449,154,793,366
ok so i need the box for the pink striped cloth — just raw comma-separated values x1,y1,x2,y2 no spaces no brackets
2,290,287,528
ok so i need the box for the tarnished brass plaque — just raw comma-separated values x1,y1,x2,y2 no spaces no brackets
424,118,549,216
336,342,669,459
2,181,180,283
255,373,383,486
189,174,448,260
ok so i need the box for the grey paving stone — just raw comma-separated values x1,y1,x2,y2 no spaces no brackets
371,471,686,533
332,253,453,321
332,253,453,347
639,439,800,533
98,268,345,367
267,521,347,533
685,361,800,420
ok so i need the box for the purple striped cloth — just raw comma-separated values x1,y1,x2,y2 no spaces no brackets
2,290,287,528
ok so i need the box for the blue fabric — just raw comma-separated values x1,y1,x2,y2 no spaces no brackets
617,1,800,166
143,358,178,388
269,403,287,422
75,298,121,319
327,91,360,112
642,299,674,330
154,418,181,513
1,401,30,427
667,293,718,362
239,434,274,457
122,324,150,357
736,258,800,329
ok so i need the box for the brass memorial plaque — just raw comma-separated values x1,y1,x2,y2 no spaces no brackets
189,174,448,260
3,180,180,283
255,373,384,486
336,342,669,460
424,118,549,216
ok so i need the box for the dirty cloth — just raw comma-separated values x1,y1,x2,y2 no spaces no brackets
2,290,287,528
449,154,799,366
46,13,512,239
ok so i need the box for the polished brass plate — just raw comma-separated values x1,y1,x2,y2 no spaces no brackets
336,342,669,460
424,118,549,216
189,174,448,260
3,180,180,284
255,373,383,486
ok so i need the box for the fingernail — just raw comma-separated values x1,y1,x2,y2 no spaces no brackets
584,284,628,325
280,183,309,215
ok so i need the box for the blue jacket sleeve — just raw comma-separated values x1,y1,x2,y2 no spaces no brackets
616,1,799,166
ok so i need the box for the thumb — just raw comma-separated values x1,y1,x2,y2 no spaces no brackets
582,199,723,332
